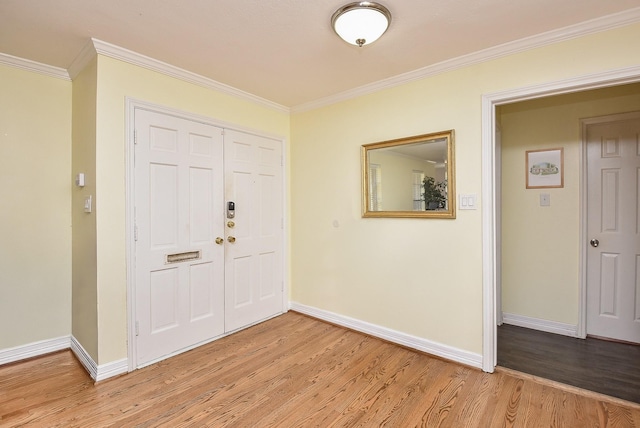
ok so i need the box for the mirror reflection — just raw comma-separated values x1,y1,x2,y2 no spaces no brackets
362,130,455,218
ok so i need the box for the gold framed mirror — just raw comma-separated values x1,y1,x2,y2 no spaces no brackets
362,130,455,218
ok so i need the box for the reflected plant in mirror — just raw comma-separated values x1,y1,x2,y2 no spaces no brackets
361,130,455,218
423,176,447,210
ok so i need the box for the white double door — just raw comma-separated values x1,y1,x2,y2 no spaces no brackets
134,109,283,366
586,113,640,343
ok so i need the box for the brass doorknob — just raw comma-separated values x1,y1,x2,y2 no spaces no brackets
228,236,236,243
215,237,224,245
227,221,235,228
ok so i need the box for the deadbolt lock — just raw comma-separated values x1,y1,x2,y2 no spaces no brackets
227,221,235,228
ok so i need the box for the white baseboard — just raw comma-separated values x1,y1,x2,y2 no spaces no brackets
70,336,128,381
0,336,71,365
70,336,97,379
95,358,128,382
1,336,125,381
290,302,482,369
502,312,578,337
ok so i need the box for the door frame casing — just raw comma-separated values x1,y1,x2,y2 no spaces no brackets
481,65,640,373
125,98,288,371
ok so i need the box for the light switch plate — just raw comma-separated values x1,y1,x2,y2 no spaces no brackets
84,195,92,213
540,193,550,206
459,194,477,210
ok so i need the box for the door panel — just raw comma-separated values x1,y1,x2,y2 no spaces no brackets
150,163,178,247
224,130,284,332
586,114,640,343
135,109,225,366
150,268,179,332
598,253,617,316
190,168,213,244
190,261,216,320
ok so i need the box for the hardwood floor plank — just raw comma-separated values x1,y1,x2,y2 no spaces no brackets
445,370,499,428
363,356,449,427
252,335,384,426
295,340,405,427
2,312,640,427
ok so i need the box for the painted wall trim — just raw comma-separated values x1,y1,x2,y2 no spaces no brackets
502,313,579,338
70,336,128,382
67,38,289,114
290,302,482,369
4,7,638,113
0,336,124,381
0,336,71,366
67,37,98,80
481,94,497,373
70,336,98,380
291,7,640,113
95,358,129,382
0,52,70,80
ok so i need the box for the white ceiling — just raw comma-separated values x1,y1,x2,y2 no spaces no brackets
1,1,640,108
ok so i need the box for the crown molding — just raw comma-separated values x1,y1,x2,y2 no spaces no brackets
84,38,289,114
3,5,639,113
67,38,99,80
0,52,70,80
291,6,640,113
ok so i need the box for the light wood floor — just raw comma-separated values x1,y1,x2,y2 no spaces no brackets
2,312,640,427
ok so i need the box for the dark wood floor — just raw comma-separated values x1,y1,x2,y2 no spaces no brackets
497,323,640,404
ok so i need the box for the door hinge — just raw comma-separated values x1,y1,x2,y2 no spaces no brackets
134,129,138,145
135,321,139,336
134,224,138,241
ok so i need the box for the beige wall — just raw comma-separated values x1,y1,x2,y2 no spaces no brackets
500,83,640,325
0,64,72,348
72,57,99,359
290,22,640,355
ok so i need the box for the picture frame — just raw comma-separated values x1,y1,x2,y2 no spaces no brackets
526,148,564,189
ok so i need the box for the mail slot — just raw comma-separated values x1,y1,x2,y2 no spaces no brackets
166,250,201,263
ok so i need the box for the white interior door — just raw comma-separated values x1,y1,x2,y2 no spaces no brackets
586,113,640,343
134,109,225,366
224,130,284,332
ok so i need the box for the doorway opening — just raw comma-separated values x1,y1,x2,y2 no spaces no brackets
481,65,640,374
495,104,640,403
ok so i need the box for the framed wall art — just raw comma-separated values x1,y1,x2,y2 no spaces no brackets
526,148,563,189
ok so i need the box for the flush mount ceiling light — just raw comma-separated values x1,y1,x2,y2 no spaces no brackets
331,2,391,47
